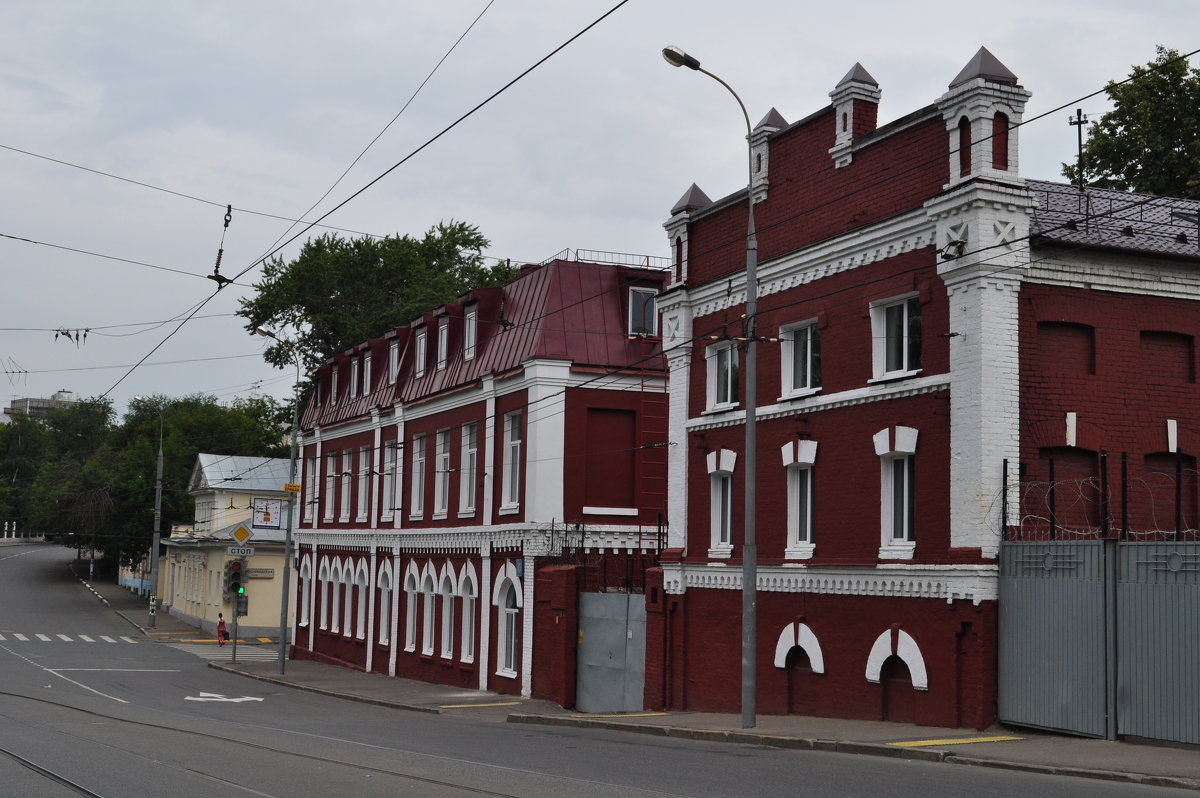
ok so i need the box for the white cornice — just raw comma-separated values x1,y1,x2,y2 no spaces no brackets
661,561,997,604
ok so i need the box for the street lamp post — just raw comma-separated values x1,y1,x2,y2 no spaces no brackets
149,416,163,628
663,45,759,729
257,327,302,675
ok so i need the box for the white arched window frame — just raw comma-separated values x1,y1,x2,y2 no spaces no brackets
874,426,918,559
772,622,826,673
377,562,393,646
459,562,478,664
354,561,369,640
439,563,458,659
341,561,354,636
319,559,332,630
491,561,524,678
865,628,929,691
329,559,343,633
403,564,419,652
421,564,437,656
299,556,313,627
781,440,818,560
706,449,737,558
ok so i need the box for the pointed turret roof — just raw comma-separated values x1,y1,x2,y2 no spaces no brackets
755,107,788,131
837,62,878,88
671,183,712,215
950,46,1018,88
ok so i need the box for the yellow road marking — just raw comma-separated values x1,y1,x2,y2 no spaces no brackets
439,701,522,709
570,712,670,719
888,735,1023,747
256,637,274,643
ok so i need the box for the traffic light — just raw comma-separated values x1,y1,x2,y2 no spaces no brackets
222,560,235,600
229,558,247,596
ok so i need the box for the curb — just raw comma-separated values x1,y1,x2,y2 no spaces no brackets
206,662,443,715
505,714,1200,792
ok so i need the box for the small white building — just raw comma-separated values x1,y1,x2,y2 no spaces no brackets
159,453,296,638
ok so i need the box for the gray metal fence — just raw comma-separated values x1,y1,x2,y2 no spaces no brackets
999,540,1200,744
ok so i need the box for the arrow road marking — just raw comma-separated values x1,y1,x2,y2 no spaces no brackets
185,692,264,703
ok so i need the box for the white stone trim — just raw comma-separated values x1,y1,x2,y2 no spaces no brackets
865,628,929,691
772,622,825,673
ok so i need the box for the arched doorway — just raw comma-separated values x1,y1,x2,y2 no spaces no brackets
881,654,916,723
785,646,817,715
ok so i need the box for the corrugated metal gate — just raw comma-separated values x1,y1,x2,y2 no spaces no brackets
999,541,1200,743
575,592,646,713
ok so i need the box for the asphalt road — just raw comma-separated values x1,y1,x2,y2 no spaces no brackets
0,545,1184,797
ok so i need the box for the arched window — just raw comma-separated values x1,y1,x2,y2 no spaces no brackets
318,559,330,630
355,563,369,639
377,566,392,646
403,569,418,652
500,583,519,676
460,563,478,664
330,560,343,633
299,557,312,628
341,563,354,636
958,116,972,177
421,573,436,656
440,572,456,659
992,112,1009,170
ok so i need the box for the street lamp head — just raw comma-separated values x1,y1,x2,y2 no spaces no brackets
255,326,278,340
662,46,700,71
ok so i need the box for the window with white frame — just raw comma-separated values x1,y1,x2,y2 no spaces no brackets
421,573,436,656
501,411,522,511
404,571,418,651
363,352,372,394
499,582,519,676
437,321,449,370
388,341,400,384
874,426,918,558
303,457,315,522
464,310,477,360
330,562,342,633
331,365,339,405
781,321,821,397
410,435,426,518
433,429,450,517
339,451,352,521
381,441,398,520
440,573,455,659
706,341,739,410
871,295,922,379
706,449,737,557
629,287,658,336
356,447,370,520
300,558,312,626
459,423,478,515
354,567,367,639
350,356,359,399
460,567,477,663
319,561,330,629
377,568,392,646
324,453,337,520
414,329,427,377
342,568,353,635
781,439,818,559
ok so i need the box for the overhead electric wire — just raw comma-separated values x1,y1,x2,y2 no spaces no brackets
100,0,633,399
0,232,246,285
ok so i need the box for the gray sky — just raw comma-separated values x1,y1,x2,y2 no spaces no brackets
2,1,1195,419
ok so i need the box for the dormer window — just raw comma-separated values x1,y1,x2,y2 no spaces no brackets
464,310,477,361
331,365,339,405
363,352,372,394
414,329,427,377
350,356,359,399
629,287,658,336
437,321,449,370
388,341,399,384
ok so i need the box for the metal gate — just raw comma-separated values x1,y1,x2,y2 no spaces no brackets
575,592,646,713
999,541,1200,743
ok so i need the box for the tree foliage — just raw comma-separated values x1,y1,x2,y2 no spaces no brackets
238,221,516,376
0,394,288,568
1062,46,1200,199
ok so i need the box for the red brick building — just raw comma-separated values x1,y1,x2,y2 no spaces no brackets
649,46,1200,728
289,256,668,704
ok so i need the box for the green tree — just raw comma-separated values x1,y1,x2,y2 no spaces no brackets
238,221,516,376
1062,46,1200,199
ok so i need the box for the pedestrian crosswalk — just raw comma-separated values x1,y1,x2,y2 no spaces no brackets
0,632,139,644
167,642,279,662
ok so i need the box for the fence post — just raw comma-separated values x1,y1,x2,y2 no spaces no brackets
1100,450,1109,538
1103,536,1118,740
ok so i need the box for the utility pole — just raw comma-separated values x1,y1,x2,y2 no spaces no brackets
148,417,162,627
1069,109,1090,190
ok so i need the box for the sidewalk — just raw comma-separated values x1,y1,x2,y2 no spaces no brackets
85,568,1200,792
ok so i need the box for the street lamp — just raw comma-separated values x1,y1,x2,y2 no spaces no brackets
663,45,760,729
257,326,302,675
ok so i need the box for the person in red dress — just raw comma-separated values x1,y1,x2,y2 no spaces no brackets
217,613,228,647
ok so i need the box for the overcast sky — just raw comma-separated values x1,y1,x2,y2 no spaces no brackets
2,1,1195,420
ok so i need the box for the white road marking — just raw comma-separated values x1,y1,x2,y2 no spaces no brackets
185,692,264,703
79,634,94,642
0,645,127,704
100,635,116,643
56,634,72,641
